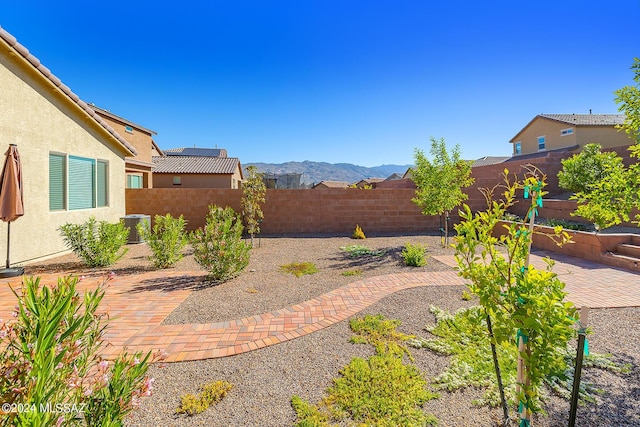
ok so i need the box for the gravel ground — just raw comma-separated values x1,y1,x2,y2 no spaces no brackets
26,234,640,426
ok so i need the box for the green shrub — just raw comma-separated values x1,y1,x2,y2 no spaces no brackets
339,244,386,258
280,262,318,277
341,269,362,277
137,214,188,268
190,205,250,281
544,218,589,231
59,216,129,267
502,212,521,222
176,381,233,416
352,224,366,239
401,243,427,267
0,275,162,427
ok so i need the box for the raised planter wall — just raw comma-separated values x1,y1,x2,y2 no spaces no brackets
494,221,638,269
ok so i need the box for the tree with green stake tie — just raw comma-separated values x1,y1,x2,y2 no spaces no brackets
454,167,577,427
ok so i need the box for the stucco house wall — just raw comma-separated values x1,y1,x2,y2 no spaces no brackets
92,106,158,188
153,170,242,189
0,29,132,264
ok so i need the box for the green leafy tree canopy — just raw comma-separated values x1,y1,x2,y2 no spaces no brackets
614,57,640,143
558,143,625,194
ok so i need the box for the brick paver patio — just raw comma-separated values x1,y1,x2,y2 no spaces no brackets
1,251,638,363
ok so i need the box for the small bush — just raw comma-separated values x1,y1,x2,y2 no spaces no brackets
137,214,188,268
401,243,427,267
190,205,250,281
59,216,129,267
280,262,318,277
544,218,589,231
292,313,438,426
0,275,162,426
461,290,473,301
502,212,521,222
342,269,362,277
176,381,233,416
340,244,386,258
352,224,366,239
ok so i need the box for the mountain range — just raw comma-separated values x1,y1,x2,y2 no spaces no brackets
244,161,412,185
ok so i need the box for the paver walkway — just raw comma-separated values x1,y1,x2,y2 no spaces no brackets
1,251,638,363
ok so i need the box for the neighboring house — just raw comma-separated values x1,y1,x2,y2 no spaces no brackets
91,104,161,188
0,26,137,264
510,114,633,156
376,173,416,189
312,180,350,189
351,178,385,189
152,147,243,188
471,156,509,168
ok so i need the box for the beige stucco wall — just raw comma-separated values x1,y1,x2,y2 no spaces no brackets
512,117,635,155
575,126,633,149
0,43,129,264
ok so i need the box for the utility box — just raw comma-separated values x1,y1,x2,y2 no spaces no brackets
121,214,150,244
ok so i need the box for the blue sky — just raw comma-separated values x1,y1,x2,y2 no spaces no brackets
3,1,639,167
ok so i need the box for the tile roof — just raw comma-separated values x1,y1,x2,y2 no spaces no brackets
0,26,137,156
472,156,510,168
312,180,350,188
505,145,580,162
539,114,625,126
164,147,227,157
152,156,240,174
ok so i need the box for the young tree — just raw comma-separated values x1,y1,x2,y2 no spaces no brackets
455,169,576,426
411,137,474,246
241,165,267,246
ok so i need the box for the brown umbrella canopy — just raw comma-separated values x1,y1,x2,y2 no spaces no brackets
0,144,24,222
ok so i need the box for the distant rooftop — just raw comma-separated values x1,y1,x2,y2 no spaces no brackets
152,155,239,174
472,156,509,168
164,147,227,157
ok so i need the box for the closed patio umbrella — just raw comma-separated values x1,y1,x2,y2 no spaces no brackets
0,144,24,277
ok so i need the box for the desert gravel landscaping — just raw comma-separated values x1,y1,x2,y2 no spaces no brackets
26,233,640,426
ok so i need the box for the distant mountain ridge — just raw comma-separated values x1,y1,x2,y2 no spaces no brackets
244,161,412,185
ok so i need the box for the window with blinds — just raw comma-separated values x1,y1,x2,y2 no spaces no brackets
49,154,66,210
49,153,109,211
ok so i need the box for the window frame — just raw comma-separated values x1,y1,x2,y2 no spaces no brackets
49,152,66,211
126,173,143,189
514,141,522,155
537,136,546,151
561,128,574,136
173,176,182,185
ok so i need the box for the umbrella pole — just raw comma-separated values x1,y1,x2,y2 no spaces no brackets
6,221,10,268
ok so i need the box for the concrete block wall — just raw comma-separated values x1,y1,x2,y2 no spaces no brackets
126,188,441,234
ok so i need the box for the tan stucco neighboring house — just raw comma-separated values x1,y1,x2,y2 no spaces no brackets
509,114,633,156
152,147,243,188
312,180,349,189
0,26,137,264
90,105,161,188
